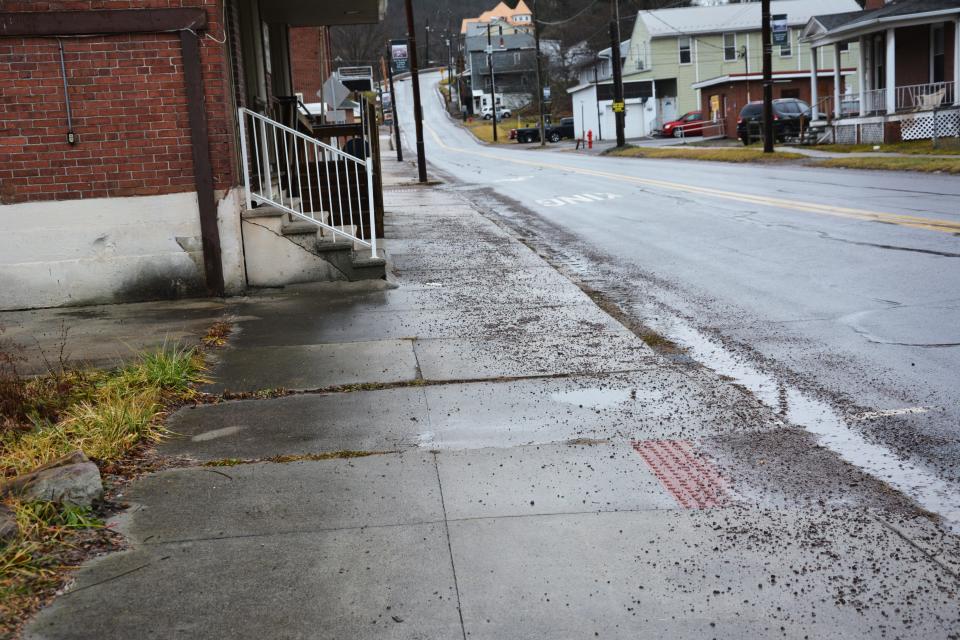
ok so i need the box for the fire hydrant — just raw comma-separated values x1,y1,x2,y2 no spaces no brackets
587,129,593,150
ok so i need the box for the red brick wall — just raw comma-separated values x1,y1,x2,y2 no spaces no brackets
290,27,322,102
0,0,237,205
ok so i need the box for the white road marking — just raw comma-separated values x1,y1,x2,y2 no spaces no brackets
850,406,933,421
537,193,622,207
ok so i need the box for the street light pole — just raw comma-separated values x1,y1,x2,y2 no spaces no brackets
761,0,774,153
532,0,547,147
404,0,428,182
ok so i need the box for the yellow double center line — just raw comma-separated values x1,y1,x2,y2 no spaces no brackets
424,122,960,235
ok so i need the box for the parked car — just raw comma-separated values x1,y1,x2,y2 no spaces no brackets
660,111,705,138
481,106,512,120
736,99,811,144
514,117,575,143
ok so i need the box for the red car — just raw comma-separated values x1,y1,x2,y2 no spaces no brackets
660,111,705,138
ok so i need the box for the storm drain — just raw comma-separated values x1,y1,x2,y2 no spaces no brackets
632,440,730,509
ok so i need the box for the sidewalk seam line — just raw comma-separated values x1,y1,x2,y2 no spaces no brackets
869,514,960,582
433,452,468,640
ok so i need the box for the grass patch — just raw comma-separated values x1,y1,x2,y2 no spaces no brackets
815,140,960,156
606,145,806,163
1,346,206,477
463,119,514,144
1,342,209,635
812,156,960,174
201,321,232,348
1,499,111,638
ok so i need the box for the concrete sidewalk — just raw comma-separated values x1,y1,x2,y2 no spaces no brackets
23,157,960,639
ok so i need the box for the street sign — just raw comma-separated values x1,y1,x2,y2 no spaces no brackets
612,101,625,113
772,14,788,45
390,39,409,74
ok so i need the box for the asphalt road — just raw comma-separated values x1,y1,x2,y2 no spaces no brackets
394,72,960,526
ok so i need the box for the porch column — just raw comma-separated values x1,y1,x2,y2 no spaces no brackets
885,28,896,114
857,36,870,116
810,46,819,119
833,43,842,118
955,17,960,105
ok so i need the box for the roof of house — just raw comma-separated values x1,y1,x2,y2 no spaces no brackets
637,0,862,38
804,0,960,41
460,1,534,34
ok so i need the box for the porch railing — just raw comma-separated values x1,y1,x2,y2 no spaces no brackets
238,107,377,257
896,81,956,112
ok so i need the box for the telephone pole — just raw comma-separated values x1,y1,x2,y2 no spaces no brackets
610,19,626,147
404,0,427,181
386,48,403,162
487,22,499,143
532,0,547,146
761,0,774,153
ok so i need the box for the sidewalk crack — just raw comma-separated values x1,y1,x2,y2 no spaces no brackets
433,452,468,640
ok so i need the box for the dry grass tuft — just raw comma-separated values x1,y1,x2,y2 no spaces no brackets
812,156,960,174
607,145,806,163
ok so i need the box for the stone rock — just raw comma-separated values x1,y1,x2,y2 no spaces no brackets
18,463,103,508
0,449,91,499
0,503,17,542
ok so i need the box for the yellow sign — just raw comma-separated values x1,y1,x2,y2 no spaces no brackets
612,101,625,113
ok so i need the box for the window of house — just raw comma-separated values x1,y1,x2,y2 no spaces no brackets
933,24,945,83
514,52,520,64
723,33,737,62
679,36,692,64
780,30,792,57
839,42,849,52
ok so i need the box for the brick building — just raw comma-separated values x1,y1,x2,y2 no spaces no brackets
0,1,385,310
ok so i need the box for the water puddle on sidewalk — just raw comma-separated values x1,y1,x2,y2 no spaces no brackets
653,318,960,531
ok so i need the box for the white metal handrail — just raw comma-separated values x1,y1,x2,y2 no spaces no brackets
896,81,956,112
238,107,377,257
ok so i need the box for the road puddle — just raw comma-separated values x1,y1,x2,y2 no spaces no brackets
653,317,960,531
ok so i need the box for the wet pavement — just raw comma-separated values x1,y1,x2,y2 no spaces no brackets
24,143,960,639
395,72,960,532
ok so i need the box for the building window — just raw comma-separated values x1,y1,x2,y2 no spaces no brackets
839,42,849,53
723,33,737,62
679,36,692,64
780,29,792,57
514,52,520,64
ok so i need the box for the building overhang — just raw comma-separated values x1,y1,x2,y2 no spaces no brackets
801,8,960,47
693,69,857,90
260,0,386,26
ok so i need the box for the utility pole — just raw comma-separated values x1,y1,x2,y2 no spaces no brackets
610,17,626,147
404,0,428,181
593,63,602,141
425,19,430,67
487,22,499,143
386,46,403,162
761,0,774,153
532,0,547,146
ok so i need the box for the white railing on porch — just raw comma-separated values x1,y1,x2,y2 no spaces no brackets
861,88,887,115
896,81,956,112
238,107,377,257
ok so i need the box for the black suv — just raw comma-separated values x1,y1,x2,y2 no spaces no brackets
737,99,811,145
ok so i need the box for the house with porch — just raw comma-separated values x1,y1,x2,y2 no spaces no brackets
801,0,960,144
0,0,387,312
613,0,862,139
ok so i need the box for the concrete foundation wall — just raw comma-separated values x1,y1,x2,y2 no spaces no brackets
0,190,246,311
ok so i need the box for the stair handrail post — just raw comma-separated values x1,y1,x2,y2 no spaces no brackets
238,108,252,211
366,155,377,258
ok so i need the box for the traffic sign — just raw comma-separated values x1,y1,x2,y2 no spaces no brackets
612,101,625,113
